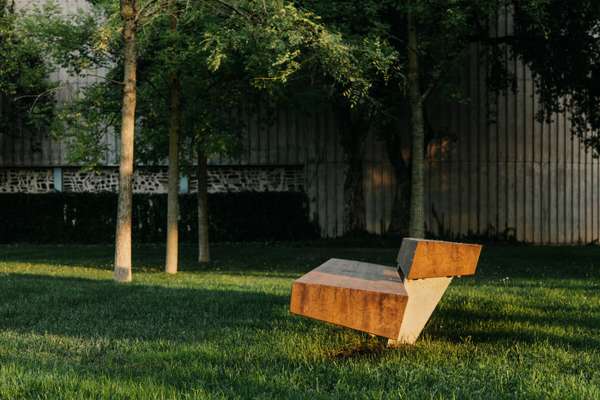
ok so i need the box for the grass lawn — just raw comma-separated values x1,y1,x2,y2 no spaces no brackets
0,242,599,399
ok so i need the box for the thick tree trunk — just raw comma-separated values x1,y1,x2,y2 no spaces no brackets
165,74,181,274
197,148,210,263
407,11,426,238
113,0,137,283
386,134,411,235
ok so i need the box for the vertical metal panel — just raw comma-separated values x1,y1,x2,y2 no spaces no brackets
449,91,459,236
0,130,4,167
364,129,377,234
468,43,479,235
558,110,566,243
304,109,319,234
566,116,574,243
284,106,293,165
324,111,335,237
596,151,600,242
514,60,525,241
316,111,327,236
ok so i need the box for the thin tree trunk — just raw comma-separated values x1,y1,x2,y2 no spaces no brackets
113,0,137,283
386,134,411,235
343,154,366,234
197,148,210,263
407,10,426,238
165,5,181,274
165,76,181,274
339,106,368,235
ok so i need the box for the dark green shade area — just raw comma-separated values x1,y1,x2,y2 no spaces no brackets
0,192,319,243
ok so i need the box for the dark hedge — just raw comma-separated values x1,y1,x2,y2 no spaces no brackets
0,192,319,244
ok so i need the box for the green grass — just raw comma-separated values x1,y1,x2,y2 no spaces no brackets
0,243,599,399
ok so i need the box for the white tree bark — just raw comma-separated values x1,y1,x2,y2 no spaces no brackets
113,0,138,283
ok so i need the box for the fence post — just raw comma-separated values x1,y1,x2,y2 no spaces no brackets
53,167,63,192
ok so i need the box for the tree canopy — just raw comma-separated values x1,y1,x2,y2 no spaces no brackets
0,0,55,135
511,0,600,154
25,0,398,167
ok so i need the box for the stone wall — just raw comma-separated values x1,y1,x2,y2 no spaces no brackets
63,169,169,193
190,166,305,193
0,169,55,193
0,166,304,193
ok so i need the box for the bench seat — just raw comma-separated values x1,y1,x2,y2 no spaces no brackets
290,258,408,339
290,239,482,344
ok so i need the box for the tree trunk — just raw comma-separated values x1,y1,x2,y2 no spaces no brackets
197,148,210,263
113,0,137,283
165,76,181,274
165,6,181,274
386,134,411,235
407,10,426,238
343,154,366,234
339,107,368,235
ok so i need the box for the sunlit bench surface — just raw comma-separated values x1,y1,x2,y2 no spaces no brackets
290,238,482,344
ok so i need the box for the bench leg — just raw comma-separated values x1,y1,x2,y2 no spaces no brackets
389,277,453,345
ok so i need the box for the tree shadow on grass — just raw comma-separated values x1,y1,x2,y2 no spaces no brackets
0,243,401,282
3,270,597,347
0,273,321,396
0,243,330,275
1,272,425,398
1,272,599,397
476,246,600,281
429,300,600,351
0,273,300,342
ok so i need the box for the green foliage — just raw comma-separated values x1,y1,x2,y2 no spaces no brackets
22,0,401,167
0,0,55,133
511,0,600,155
29,0,358,167
0,244,599,398
132,4,255,167
295,0,508,140
20,1,113,74
18,0,123,167
51,81,120,168
202,0,400,108
17,0,515,167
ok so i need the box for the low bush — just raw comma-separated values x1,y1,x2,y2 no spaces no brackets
0,192,319,243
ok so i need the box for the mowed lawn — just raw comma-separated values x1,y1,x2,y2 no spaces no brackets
0,243,599,399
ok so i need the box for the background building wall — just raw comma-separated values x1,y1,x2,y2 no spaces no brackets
1,1,599,243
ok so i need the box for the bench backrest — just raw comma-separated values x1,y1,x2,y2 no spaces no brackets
397,238,482,279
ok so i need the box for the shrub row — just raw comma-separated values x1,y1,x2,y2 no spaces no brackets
0,192,319,243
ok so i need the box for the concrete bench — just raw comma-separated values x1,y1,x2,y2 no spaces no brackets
290,238,482,344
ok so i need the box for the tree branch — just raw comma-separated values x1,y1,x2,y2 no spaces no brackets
210,0,248,19
136,0,162,22
13,85,63,114
80,73,125,86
